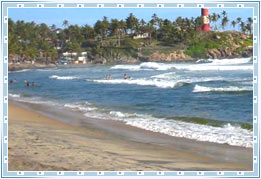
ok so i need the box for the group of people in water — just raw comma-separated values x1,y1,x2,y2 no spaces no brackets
105,73,131,80
10,73,131,86
10,78,36,87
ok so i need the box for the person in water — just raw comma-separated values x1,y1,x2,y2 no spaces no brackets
105,74,112,80
123,73,131,79
10,78,18,83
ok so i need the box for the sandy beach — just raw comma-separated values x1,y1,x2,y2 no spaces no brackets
8,100,252,171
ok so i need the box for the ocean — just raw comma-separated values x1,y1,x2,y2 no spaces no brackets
9,57,253,148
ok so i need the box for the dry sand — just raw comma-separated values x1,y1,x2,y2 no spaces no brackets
8,102,252,171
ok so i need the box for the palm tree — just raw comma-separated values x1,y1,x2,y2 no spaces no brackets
240,22,246,34
126,13,139,35
146,21,154,43
101,16,110,40
245,23,252,35
221,11,227,18
247,17,253,35
211,13,218,31
139,19,146,32
247,17,253,25
221,17,229,31
216,14,221,30
236,17,242,31
236,17,242,23
231,20,237,30
82,25,95,41
62,20,69,28
110,19,121,46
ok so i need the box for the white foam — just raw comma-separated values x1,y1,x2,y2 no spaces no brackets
174,65,253,71
36,68,58,72
10,95,57,106
174,58,252,71
64,102,96,112
9,69,31,73
9,93,20,98
208,58,251,65
92,78,184,88
110,64,142,71
193,84,252,93
140,62,175,70
83,110,253,148
91,76,236,89
110,58,252,72
49,75,79,80
151,72,176,79
110,62,176,71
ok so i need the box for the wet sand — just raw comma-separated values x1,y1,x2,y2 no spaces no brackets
8,101,252,171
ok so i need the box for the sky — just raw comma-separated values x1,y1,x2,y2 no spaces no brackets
8,8,253,30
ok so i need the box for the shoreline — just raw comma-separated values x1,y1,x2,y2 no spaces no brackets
8,56,253,72
8,99,253,171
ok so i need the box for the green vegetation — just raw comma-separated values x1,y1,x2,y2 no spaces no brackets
241,123,253,130
8,11,253,64
171,117,253,130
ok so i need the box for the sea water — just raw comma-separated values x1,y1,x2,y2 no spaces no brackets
8,58,253,148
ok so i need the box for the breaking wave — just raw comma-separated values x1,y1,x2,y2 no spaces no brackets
193,84,252,93
9,93,21,98
110,58,252,71
9,92,253,148
83,110,253,148
49,75,79,80
9,69,32,73
91,78,185,88
64,102,97,112
90,76,249,89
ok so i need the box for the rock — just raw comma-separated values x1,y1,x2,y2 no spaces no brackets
240,33,249,40
145,50,191,62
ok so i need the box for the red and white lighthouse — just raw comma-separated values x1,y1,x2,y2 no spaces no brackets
201,8,211,31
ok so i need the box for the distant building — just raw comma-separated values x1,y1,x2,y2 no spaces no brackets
62,51,88,64
133,33,149,39
75,56,87,64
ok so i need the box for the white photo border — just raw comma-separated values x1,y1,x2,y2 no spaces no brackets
1,1,259,177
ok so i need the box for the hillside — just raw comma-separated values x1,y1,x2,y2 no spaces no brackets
86,31,252,64
8,11,253,65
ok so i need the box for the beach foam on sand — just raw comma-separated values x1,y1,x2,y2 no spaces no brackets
8,101,252,171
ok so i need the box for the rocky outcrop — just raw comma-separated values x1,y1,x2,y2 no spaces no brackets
206,45,253,59
206,31,253,59
8,63,57,71
139,51,193,62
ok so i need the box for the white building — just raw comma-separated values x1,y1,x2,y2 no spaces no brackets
133,33,149,39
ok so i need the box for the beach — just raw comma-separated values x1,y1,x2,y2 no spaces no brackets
8,100,252,171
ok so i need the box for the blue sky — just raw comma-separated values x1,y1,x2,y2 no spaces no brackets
8,8,252,29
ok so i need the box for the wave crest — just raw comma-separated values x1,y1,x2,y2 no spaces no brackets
92,78,184,88
49,75,79,80
193,84,252,93
83,110,253,148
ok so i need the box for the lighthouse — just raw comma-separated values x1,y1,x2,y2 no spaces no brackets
201,8,211,31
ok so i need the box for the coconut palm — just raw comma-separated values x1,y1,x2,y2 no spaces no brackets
236,17,242,31
221,16,229,30
240,22,246,34
126,13,139,35
62,20,69,28
211,13,219,31
221,11,227,17
231,20,237,30
246,17,253,34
